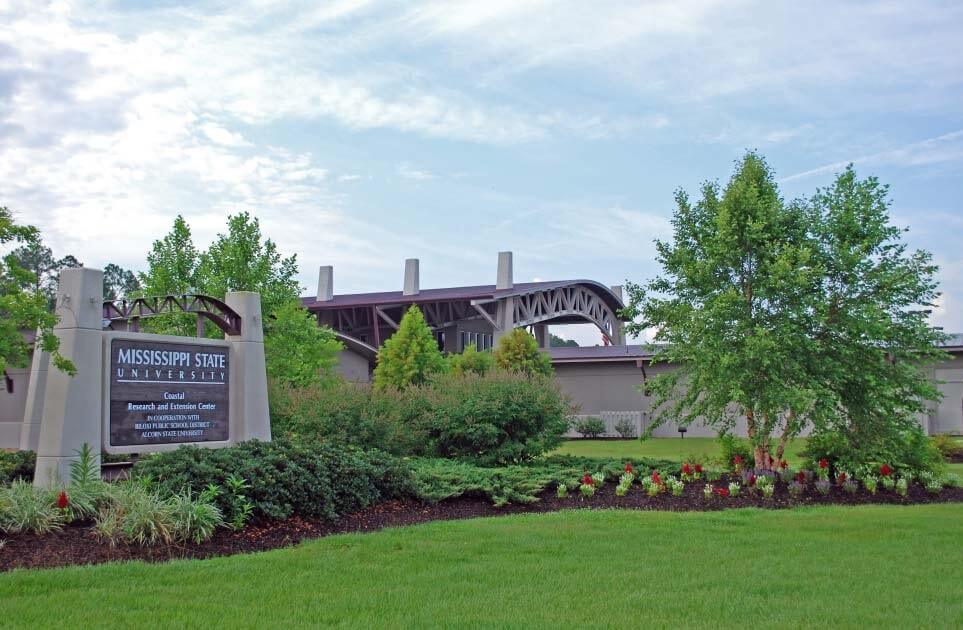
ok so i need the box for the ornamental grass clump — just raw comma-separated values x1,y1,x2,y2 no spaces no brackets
615,470,635,497
815,480,831,495
919,472,942,495
862,475,879,495
642,471,665,497
703,484,714,500
789,481,805,498
727,482,741,497
0,480,65,535
556,482,568,499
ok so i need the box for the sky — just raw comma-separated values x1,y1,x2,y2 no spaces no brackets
2,0,962,345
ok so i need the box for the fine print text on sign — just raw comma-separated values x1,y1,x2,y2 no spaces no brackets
109,338,230,447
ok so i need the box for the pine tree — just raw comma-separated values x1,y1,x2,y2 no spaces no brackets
373,306,446,389
493,328,553,377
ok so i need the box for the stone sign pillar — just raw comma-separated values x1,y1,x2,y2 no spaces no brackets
225,291,271,442
19,339,50,452
33,268,104,487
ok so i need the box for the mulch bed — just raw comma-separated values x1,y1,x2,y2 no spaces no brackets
3,482,962,573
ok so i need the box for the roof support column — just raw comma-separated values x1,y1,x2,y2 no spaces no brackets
533,324,549,349
610,284,626,346
493,251,514,346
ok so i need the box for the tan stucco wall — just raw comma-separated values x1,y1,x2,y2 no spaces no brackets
0,366,29,448
337,348,372,383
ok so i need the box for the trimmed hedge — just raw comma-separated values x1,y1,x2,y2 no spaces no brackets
133,438,414,521
0,450,35,484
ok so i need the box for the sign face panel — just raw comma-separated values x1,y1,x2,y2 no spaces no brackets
107,338,230,447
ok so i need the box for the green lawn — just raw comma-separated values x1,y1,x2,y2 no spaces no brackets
3,504,961,628
555,437,808,464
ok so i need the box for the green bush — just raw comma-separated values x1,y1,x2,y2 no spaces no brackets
718,435,753,470
133,438,414,521
408,455,675,506
803,427,943,473
419,371,572,465
373,305,446,390
0,450,35,484
575,418,606,438
270,378,428,455
493,328,553,377
447,345,495,376
932,434,963,460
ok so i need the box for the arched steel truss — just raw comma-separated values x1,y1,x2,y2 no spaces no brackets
102,294,242,336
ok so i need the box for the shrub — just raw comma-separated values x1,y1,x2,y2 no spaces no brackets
718,435,752,472
556,482,568,499
0,450,35,484
419,371,572,465
0,480,65,534
134,438,414,521
493,328,552,377
264,300,343,388
614,419,637,439
895,477,909,497
448,345,495,376
373,306,446,390
728,482,741,497
270,378,428,455
575,418,606,439
932,434,963,460
804,427,943,474
862,475,878,494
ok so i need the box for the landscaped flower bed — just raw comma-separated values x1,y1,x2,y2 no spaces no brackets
4,458,961,573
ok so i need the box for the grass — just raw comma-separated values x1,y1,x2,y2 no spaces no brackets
555,436,808,464
2,504,961,628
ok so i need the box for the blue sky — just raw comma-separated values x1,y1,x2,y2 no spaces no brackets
2,1,962,344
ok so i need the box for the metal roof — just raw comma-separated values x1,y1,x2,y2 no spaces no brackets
550,336,963,363
301,279,625,314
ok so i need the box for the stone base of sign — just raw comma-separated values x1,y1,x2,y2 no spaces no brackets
226,292,272,443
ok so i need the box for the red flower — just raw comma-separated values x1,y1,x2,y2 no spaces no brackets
625,462,633,474
733,455,744,466
818,458,829,469
695,464,703,474
582,473,594,486
779,460,788,470
880,464,893,477
682,463,692,475
714,487,730,497
651,471,662,485
796,471,806,483
56,490,69,510
748,474,757,486
838,472,847,483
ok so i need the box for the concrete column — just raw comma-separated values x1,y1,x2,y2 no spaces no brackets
610,284,626,346
34,268,104,487
19,337,51,451
225,291,271,442
493,251,515,345
403,258,419,296
496,251,513,290
317,266,333,302
534,324,549,349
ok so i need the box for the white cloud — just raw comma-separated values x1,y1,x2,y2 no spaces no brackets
780,129,963,182
398,163,435,181
337,174,362,182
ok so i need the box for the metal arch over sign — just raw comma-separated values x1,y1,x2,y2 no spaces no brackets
103,333,233,454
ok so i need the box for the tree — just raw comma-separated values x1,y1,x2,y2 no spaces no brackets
9,241,83,308
622,153,947,469
448,344,495,376
195,212,300,319
264,301,343,387
550,333,579,347
493,328,553,377
0,207,75,377
373,306,446,389
103,263,141,301
137,215,201,336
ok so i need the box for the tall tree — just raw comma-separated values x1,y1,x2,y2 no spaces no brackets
0,207,75,377
103,263,141,301
373,306,446,389
493,328,553,377
622,153,946,469
9,241,83,308
137,215,201,336
264,301,343,387
195,212,300,318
